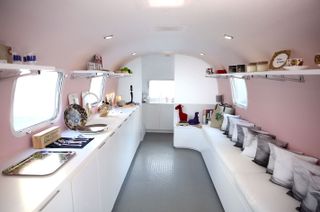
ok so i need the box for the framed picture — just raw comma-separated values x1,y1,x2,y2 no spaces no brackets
269,50,291,70
68,93,79,105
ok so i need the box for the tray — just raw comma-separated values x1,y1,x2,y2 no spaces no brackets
2,151,76,176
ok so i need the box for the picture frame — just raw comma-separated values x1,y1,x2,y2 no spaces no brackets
68,93,79,105
269,50,291,70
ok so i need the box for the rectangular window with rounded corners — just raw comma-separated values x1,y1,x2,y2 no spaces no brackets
12,71,63,135
148,80,175,103
230,78,248,109
87,76,106,105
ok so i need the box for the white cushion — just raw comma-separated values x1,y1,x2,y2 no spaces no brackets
228,117,242,138
231,120,254,142
292,158,320,201
221,114,239,131
241,128,258,158
270,144,318,188
301,175,320,212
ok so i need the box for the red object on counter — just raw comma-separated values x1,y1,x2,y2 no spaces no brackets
215,69,227,74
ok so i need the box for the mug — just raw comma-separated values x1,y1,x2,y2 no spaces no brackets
286,58,303,66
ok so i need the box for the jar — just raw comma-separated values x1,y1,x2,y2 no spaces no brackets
257,61,269,72
246,63,257,72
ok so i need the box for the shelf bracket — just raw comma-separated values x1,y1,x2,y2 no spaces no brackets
253,74,305,83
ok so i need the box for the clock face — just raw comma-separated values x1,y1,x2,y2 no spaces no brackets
272,53,289,68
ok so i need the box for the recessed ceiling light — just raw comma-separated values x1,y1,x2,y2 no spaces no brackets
200,53,206,56
148,0,184,7
131,52,137,56
104,35,114,40
224,34,234,40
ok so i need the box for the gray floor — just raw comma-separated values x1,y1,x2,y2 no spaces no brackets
112,133,224,212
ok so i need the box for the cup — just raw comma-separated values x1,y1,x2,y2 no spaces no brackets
286,58,303,66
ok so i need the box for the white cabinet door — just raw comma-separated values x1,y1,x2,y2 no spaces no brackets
38,181,73,212
71,153,101,212
159,104,174,130
98,110,141,212
98,131,122,212
143,104,173,131
143,104,160,130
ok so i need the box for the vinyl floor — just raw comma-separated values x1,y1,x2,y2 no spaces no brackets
112,133,224,212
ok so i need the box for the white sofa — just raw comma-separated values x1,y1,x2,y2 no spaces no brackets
178,125,300,212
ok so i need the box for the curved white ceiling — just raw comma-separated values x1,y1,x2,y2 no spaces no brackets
0,0,319,70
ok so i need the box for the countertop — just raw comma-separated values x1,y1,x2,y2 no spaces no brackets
0,106,138,212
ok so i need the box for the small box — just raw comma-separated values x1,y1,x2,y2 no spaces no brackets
32,126,61,149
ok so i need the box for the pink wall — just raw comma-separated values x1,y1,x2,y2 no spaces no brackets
0,70,118,163
217,76,320,158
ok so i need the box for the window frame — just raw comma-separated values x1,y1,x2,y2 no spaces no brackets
10,71,64,137
230,78,248,109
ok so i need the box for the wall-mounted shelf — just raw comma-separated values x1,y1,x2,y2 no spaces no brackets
70,70,132,79
206,69,320,83
0,63,58,80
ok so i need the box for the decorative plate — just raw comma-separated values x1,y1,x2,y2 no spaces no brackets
64,104,88,130
269,50,291,70
283,66,308,70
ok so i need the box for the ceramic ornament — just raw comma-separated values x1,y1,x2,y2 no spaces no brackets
175,104,188,123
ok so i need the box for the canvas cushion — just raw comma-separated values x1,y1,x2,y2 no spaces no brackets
253,135,288,167
291,159,320,201
242,128,274,158
231,121,254,143
270,144,318,188
221,114,239,131
300,175,320,212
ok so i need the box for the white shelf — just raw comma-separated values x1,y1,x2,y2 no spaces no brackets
70,70,112,79
0,63,57,80
206,68,320,78
110,72,132,78
70,70,132,79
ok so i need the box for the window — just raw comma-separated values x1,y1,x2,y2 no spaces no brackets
86,76,106,105
230,78,248,108
148,80,175,103
12,71,63,134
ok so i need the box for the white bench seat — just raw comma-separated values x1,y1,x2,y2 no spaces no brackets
201,125,300,212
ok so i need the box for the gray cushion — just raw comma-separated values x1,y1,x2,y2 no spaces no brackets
291,159,320,201
253,135,287,168
270,144,319,189
300,175,320,212
234,125,260,148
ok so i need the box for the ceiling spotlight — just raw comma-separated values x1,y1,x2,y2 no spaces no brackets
104,35,114,40
131,52,137,56
148,0,185,7
200,53,206,56
224,34,234,40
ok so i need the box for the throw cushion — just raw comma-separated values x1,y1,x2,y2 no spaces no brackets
300,174,320,212
227,116,241,138
253,135,288,167
270,144,318,188
267,144,305,174
231,121,254,142
221,114,239,131
291,158,320,201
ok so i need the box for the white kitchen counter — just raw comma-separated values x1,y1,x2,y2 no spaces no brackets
0,106,138,212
